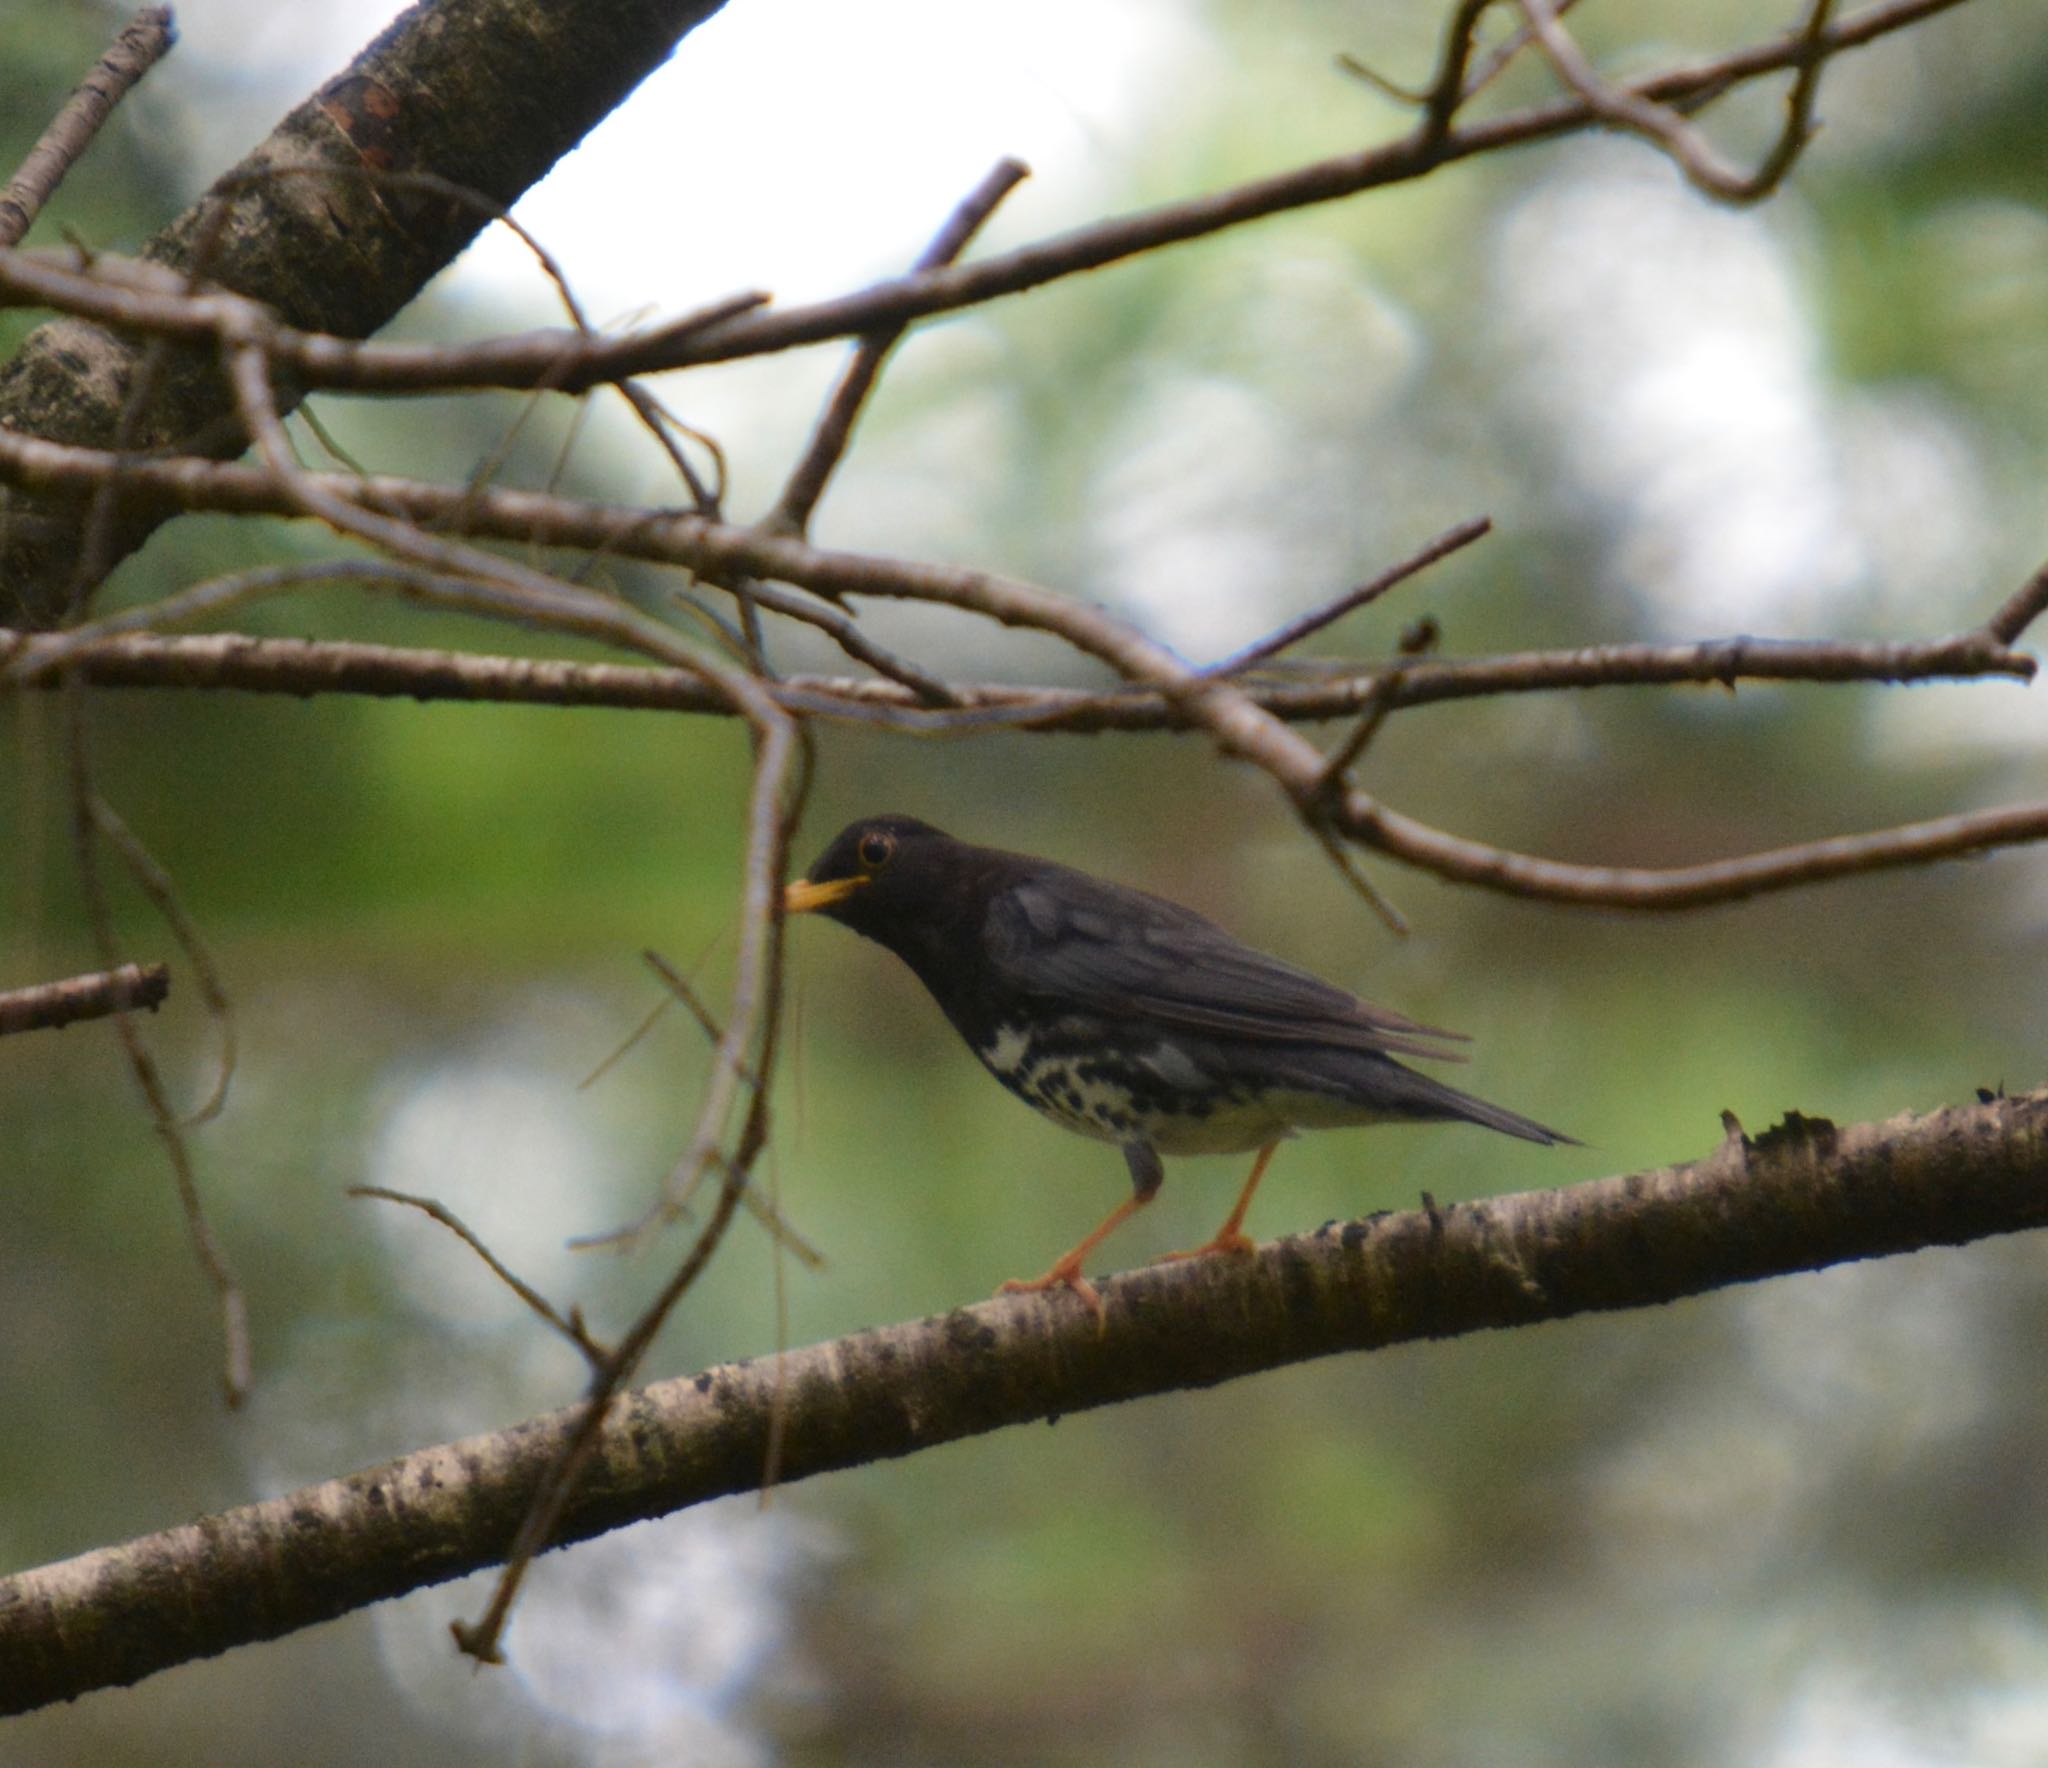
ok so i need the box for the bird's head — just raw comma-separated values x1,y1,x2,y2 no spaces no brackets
784,814,968,941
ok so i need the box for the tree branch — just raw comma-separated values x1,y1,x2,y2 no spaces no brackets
212,0,1977,391
0,0,735,625
0,6,177,249
3,1085,2044,1710
9,623,2031,725
0,960,169,1036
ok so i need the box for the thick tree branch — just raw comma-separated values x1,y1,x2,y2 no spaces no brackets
0,0,733,626
3,1085,2044,1711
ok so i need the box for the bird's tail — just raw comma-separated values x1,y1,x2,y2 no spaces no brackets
1382,1065,1578,1146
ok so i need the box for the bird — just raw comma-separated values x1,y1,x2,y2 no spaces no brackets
785,814,1573,1311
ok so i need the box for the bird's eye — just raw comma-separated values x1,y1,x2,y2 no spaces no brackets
857,831,895,870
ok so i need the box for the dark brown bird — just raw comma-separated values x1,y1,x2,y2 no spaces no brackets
786,815,1572,1310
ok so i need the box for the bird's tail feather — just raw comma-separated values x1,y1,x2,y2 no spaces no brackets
1383,1066,1577,1146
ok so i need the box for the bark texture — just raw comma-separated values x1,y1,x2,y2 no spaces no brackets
0,0,729,625
3,1087,2044,1711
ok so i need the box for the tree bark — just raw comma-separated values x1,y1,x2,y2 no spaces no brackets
0,0,729,626
3,1086,2043,1712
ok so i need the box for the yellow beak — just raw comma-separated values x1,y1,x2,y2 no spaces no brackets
784,875,870,914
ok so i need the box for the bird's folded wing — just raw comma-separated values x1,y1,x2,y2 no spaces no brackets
984,869,1470,1061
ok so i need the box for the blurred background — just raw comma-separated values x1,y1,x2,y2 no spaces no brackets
5,0,2048,1760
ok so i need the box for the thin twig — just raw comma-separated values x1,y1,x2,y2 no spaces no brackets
1309,618,1445,802
639,948,738,1064
61,679,249,1406
455,730,807,1665
0,6,177,248
763,157,1030,540
3,436,2034,706
0,960,169,1036
84,796,236,1124
739,583,960,706
1986,557,2048,646
573,948,823,1265
0,1,1960,394
1464,0,1588,100
1422,0,1499,138
211,328,811,1654
1205,517,1490,676
348,1187,613,1364
1310,823,1410,937
1516,0,1837,204
1339,792,2048,908
7,622,2034,729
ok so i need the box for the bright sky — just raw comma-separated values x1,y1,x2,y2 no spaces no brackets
162,0,1194,313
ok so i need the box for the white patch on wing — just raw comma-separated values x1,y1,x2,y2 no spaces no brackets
977,1023,1032,1081
1137,1043,1207,1091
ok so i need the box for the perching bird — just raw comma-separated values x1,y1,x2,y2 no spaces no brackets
785,815,1572,1310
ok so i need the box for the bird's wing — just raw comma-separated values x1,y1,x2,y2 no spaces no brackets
983,865,1468,1061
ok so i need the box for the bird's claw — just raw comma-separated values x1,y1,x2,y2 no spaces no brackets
998,1260,1106,1324
1152,1228,1257,1266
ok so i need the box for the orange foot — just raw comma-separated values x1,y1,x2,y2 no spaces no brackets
998,1256,1105,1323
1152,1228,1257,1266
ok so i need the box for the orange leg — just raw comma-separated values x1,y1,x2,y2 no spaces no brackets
1154,1142,1278,1266
998,1190,1155,1321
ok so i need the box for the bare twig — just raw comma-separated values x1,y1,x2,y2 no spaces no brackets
1464,0,1588,101
454,742,806,1664
221,311,807,1650
1309,823,1410,938
61,680,248,1407
1339,792,2048,908
6,621,2033,731
1516,0,1837,204
7,372,2039,920
639,948,737,1066
0,6,177,248
348,1187,613,1364
192,316,817,1660
84,796,236,1125
734,583,960,706
0,1,1961,399
571,949,824,1266
1205,517,1491,677
1421,0,1499,138
0,960,168,1036
2,434,2034,710
1309,616,1445,803
763,156,1030,539
1986,557,2048,646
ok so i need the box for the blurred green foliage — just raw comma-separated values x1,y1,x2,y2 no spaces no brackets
6,0,2048,1763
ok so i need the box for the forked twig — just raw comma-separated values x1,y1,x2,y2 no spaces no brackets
1516,0,1837,203
1206,518,1490,677
764,157,1030,540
